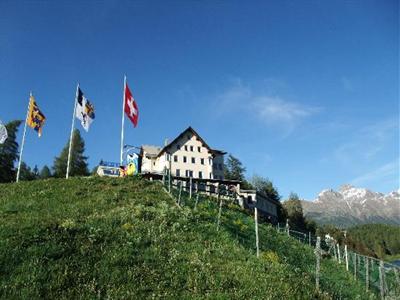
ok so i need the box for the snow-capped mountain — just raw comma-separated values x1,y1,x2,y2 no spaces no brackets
302,185,400,228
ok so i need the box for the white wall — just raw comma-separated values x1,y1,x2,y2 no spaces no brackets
141,131,225,180
167,133,214,179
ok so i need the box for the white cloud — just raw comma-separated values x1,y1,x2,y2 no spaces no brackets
334,119,398,163
351,159,400,187
252,96,319,123
215,79,320,133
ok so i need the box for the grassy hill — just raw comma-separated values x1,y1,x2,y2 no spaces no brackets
0,177,373,299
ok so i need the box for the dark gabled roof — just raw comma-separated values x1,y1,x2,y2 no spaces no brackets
157,126,226,157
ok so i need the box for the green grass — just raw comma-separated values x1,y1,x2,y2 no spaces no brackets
0,177,375,299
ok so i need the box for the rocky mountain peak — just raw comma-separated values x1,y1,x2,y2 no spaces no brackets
302,185,400,228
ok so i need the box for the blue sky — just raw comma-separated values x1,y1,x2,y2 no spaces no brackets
0,0,398,199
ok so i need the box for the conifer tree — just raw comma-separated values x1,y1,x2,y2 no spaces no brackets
250,174,287,222
224,154,246,181
0,120,22,183
39,165,52,179
19,162,36,181
32,165,39,179
283,192,308,232
53,129,89,178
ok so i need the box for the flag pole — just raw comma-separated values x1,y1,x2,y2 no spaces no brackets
16,92,31,182
66,83,79,179
120,75,126,165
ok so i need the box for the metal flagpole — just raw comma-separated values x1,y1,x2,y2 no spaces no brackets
66,84,79,179
120,75,126,165
16,92,31,182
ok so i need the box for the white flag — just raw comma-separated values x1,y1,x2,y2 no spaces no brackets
76,88,95,132
0,120,7,144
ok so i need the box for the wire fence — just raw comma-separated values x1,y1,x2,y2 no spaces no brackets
160,172,400,299
276,224,400,299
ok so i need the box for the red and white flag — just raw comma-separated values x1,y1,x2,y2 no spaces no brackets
124,82,139,127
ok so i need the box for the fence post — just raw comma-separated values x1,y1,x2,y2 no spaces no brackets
162,168,165,186
379,260,385,299
189,177,192,199
344,245,349,271
365,256,369,292
337,244,341,264
354,253,357,280
216,192,222,231
309,231,311,246
254,207,259,258
168,169,171,193
286,219,289,236
315,236,321,292
194,193,199,210
333,242,337,261
178,181,182,205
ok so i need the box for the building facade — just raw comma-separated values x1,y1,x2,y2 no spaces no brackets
140,127,226,180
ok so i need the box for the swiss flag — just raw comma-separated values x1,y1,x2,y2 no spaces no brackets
124,82,139,127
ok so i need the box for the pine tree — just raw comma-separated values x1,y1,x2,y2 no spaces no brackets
283,192,308,232
32,165,39,179
0,120,22,183
250,175,281,202
224,154,246,181
250,175,287,222
53,129,89,178
39,165,52,179
19,162,36,181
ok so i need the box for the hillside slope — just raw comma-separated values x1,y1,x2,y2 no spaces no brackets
0,177,371,299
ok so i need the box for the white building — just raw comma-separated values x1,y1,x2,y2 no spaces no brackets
139,126,279,224
140,127,225,180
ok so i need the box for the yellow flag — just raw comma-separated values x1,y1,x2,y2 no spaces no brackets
26,95,46,137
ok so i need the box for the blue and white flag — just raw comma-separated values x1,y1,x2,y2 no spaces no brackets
76,88,95,132
0,120,7,144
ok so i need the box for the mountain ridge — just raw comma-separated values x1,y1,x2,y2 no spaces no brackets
302,184,400,228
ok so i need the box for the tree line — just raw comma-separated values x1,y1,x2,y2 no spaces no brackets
0,120,90,183
317,223,400,260
223,154,316,233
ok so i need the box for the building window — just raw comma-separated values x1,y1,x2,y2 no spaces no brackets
174,155,178,162
166,153,170,161
190,145,193,151
183,156,187,163
184,145,188,151
200,158,204,165
209,158,212,165
191,157,195,164
209,173,213,179
176,169,180,177
177,144,180,150
199,171,203,179
198,146,201,152
185,170,189,177
189,170,193,177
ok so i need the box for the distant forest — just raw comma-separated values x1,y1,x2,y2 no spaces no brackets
317,223,400,260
